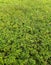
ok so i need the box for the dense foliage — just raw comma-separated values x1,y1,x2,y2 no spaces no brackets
0,0,51,65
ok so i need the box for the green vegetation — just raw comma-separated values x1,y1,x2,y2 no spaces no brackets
0,0,51,65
